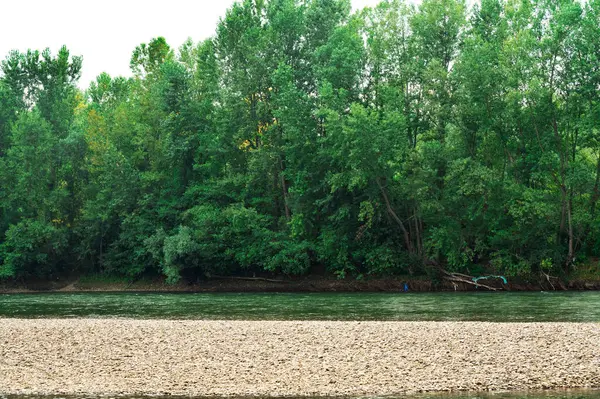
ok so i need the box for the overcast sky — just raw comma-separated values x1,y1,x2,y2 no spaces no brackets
1,0,381,88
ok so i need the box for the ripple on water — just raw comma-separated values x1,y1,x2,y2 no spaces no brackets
1,291,600,321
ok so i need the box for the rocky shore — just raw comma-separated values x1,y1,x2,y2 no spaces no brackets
1,319,599,397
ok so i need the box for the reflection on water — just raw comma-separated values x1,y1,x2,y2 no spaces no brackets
0,291,600,321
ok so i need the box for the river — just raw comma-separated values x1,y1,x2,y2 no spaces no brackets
1,291,600,321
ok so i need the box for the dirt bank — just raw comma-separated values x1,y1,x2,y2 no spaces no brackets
1,320,599,396
2,275,600,293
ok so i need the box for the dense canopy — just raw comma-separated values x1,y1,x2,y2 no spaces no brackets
1,0,599,283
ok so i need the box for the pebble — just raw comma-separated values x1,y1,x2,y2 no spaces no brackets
0,319,599,396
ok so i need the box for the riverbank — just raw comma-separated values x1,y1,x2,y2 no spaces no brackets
2,274,600,293
1,320,599,396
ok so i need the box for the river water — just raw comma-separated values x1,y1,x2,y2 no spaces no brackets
1,291,600,321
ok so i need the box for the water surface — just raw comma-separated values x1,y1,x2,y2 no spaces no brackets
1,291,599,321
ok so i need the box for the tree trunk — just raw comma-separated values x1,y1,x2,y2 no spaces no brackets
376,178,413,254
566,189,574,266
552,114,574,269
414,209,423,256
280,157,291,221
591,156,600,218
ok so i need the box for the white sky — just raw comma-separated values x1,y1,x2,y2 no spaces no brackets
1,0,381,88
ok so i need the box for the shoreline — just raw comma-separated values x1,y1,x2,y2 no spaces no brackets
1,320,599,397
2,276,600,294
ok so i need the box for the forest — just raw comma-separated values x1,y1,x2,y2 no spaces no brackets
0,0,599,284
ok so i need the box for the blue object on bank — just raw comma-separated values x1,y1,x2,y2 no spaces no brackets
404,283,409,292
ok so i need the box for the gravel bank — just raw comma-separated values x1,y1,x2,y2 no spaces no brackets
1,319,599,396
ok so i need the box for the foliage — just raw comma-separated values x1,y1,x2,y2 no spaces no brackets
1,0,600,283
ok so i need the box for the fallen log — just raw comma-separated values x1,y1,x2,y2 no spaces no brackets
441,270,502,291
541,271,567,291
444,276,499,291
